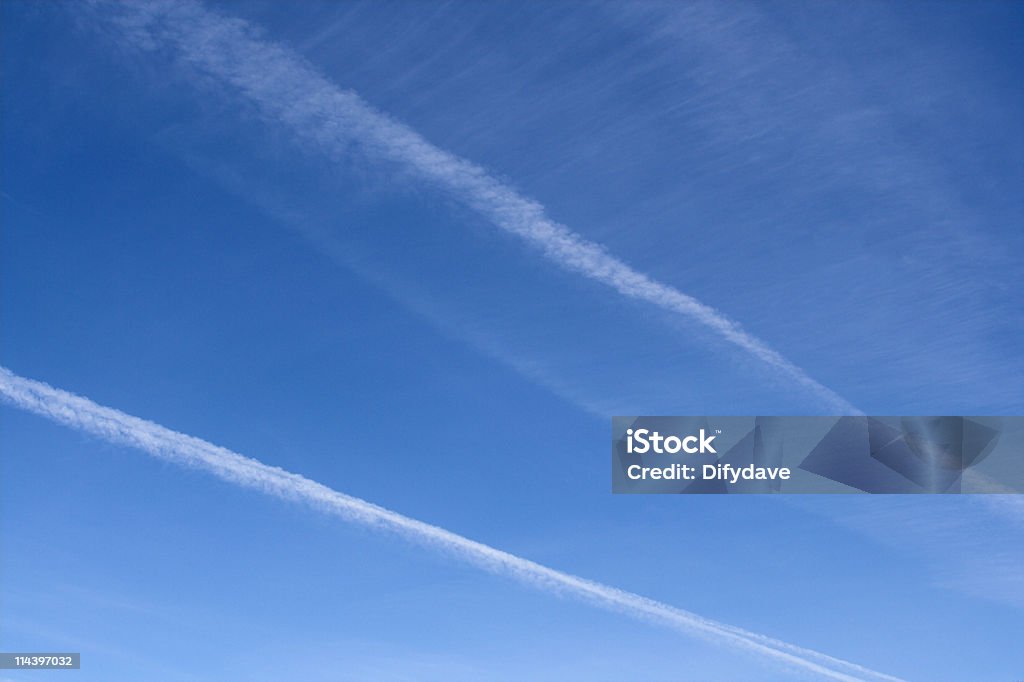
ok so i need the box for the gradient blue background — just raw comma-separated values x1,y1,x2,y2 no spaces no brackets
2,1,1022,680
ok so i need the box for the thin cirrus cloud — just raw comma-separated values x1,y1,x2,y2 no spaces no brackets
0,366,899,682
91,0,858,415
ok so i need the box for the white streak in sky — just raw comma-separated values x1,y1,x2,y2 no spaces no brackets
1,366,899,681
95,0,856,414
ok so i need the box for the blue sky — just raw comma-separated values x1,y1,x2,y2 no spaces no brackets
1,1,1022,680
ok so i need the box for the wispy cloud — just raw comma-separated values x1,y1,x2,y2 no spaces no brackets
0,366,898,681
88,0,856,414
604,1,1023,412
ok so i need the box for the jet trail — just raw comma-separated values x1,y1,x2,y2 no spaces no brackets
94,0,857,414
1,366,899,681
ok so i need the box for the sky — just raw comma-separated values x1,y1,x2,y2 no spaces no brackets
1,1,1023,680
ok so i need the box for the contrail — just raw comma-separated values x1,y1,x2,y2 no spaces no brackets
1,366,899,681
92,0,856,414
